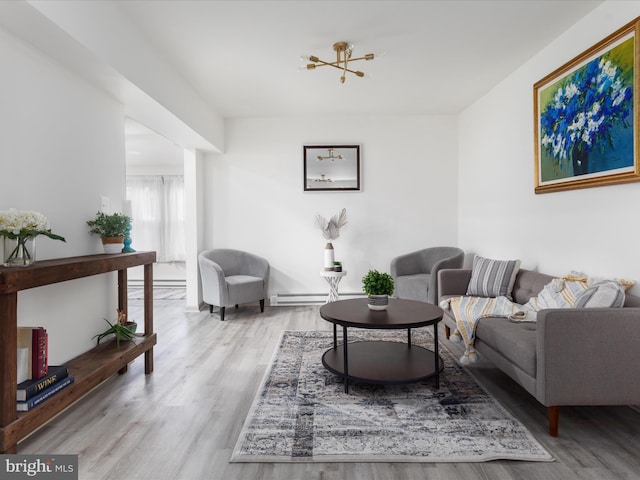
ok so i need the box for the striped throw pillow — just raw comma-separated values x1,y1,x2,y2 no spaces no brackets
466,255,521,300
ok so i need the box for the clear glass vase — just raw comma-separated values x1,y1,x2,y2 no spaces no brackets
3,235,36,267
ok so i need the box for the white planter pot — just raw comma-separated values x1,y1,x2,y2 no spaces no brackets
102,237,124,254
367,295,389,311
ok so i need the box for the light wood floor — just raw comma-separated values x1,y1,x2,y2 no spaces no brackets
18,296,640,480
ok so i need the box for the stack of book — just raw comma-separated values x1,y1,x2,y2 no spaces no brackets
17,327,74,411
17,365,74,412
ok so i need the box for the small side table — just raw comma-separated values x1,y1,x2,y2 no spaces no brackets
320,270,347,303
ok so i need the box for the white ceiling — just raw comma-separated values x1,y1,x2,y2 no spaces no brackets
117,0,602,119
118,0,602,166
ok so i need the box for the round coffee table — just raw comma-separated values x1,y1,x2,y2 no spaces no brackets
319,297,444,393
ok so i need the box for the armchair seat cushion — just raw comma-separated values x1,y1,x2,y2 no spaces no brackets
226,275,265,305
395,274,431,302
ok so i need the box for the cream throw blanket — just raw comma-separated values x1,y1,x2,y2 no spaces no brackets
439,275,628,365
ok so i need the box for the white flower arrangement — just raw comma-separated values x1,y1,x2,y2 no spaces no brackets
0,208,65,265
0,209,52,236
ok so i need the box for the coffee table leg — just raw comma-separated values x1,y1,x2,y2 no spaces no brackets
333,323,337,348
407,328,412,347
433,323,440,389
343,326,349,393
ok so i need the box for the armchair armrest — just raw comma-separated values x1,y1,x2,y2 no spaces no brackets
438,269,472,300
536,307,640,406
198,254,228,306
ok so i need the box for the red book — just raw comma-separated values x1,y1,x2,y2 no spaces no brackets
31,327,48,380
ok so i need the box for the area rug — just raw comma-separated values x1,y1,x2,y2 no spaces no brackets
231,330,554,463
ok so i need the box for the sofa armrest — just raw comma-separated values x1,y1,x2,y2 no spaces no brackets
536,307,640,406
438,269,472,300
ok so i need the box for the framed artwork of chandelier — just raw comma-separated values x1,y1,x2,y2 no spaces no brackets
303,145,360,191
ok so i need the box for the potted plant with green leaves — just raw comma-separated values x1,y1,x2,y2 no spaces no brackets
93,309,142,347
362,269,395,311
86,211,132,254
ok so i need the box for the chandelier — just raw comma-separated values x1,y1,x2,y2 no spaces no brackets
317,148,343,161
302,42,376,84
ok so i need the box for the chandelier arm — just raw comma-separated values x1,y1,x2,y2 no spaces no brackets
312,58,345,69
343,49,348,76
311,61,362,76
312,57,368,66
348,55,373,62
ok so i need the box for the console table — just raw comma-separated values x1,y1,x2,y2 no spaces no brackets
0,252,157,453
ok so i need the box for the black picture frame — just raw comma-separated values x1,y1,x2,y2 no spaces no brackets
304,145,360,191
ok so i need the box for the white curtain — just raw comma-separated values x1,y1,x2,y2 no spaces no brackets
126,175,185,262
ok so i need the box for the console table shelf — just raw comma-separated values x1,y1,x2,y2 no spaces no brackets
0,252,156,453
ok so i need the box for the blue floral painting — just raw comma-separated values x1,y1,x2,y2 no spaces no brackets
535,23,639,193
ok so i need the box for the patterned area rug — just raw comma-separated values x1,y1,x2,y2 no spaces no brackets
231,330,553,463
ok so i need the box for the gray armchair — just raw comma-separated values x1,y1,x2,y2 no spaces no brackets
390,246,464,304
198,249,270,321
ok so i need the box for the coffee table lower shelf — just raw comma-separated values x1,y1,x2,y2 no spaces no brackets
321,340,444,390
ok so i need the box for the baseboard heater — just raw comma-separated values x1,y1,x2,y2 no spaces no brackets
270,292,366,306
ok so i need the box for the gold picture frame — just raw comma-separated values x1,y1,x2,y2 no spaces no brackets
534,17,640,194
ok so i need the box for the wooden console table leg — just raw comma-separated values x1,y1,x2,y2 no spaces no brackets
118,269,129,374
144,263,154,374
0,293,18,453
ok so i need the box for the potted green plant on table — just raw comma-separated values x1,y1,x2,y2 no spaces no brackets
93,310,142,347
86,211,132,254
362,269,395,311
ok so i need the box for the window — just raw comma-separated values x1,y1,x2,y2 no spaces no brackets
126,175,185,262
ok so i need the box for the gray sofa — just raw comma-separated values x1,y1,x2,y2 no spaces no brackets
438,267,640,436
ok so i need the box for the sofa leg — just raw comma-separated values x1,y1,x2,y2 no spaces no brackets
548,406,559,437
260,299,265,313
444,325,451,339
235,304,239,309
209,304,213,314
220,306,225,321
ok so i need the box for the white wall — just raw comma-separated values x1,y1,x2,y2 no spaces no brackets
203,115,458,297
458,1,640,295
0,26,128,364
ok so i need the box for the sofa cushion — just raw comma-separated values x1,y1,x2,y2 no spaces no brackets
466,255,521,300
475,317,537,377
